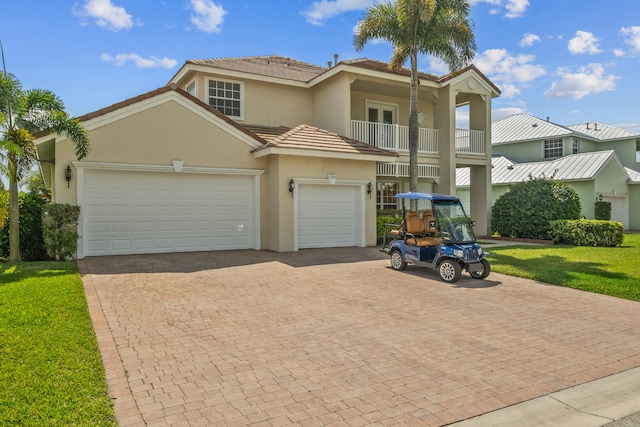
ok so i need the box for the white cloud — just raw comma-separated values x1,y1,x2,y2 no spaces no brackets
543,63,618,99
468,0,529,18
304,0,376,26
616,122,640,133
492,107,527,122
73,0,133,31
613,48,626,57
520,33,540,47
621,26,640,52
100,53,178,69
426,57,450,74
190,0,227,33
473,48,545,98
568,30,602,55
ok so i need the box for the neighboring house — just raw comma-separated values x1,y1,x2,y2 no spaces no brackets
457,113,640,231
36,55,499,258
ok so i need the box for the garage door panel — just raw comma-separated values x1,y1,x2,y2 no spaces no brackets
84,170,255,256
298,184,361,249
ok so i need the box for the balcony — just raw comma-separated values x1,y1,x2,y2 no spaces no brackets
376,162,439,179
350,120,438,154
350,120,486,156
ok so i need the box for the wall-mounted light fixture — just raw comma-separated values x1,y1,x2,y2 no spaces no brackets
367,182,373,198
289,178,295,197
597,194,603,202
65,165,73,188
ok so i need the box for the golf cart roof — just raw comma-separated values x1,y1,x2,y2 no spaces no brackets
394,192,460,202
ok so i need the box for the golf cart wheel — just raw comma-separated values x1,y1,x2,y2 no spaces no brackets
438,259,462,283
390,250,407,271
469,259,491,280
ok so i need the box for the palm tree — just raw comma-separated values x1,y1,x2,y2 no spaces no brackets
354,0,476,209
0,70,90,261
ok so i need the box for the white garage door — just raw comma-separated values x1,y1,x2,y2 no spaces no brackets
83,169,255,256
297,184,362,249
602,195,628,229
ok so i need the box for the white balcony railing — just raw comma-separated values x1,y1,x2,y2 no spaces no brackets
351,120,486,156
350,120,439,154
376,162,439,179
455,129,486,156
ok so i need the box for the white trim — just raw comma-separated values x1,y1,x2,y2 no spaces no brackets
73,162,264,258
365,99,399,124
206,77,245,121
78,91,262,149
252,147,396,162
73,161,265,176
292,178,368,251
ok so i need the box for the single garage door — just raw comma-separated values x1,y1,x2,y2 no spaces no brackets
602,195,628,229
83,169,255,256
297,184,362,249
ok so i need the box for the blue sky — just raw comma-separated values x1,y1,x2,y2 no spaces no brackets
2,0,640,131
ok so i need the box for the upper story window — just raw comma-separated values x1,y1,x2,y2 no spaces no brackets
186,80,196,97
208,79,243,118
572,138,579,154
544,138,563,159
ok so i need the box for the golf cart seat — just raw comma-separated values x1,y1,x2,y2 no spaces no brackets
405,211,440,246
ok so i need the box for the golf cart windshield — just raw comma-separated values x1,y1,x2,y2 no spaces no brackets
432,200,476,244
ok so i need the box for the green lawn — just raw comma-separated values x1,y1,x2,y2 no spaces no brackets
0,261,117,426
487,233,640,301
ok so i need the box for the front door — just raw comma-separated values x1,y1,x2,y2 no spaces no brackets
366,102,397,149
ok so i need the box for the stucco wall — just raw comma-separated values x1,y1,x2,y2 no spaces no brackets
629,184,640,231
241,79,313,127
313,75,350,136
268,156,378,252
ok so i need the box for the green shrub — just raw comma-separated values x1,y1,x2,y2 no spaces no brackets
0,192,49,260
594,201,612,220
377,216,401,243
492,179,581,239
550,219,624,247
377,208,401,217
42,204,81,261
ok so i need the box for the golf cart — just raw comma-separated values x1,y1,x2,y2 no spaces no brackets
380,192,490,283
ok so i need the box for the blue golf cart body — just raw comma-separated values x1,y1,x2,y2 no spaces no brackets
380,192,490,283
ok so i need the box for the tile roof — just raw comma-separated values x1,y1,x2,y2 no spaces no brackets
341,58,440,83
568,122,640,141
186,56,327,83
457,150,620,186
248,124,398,158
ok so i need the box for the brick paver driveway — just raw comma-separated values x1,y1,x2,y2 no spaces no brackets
80,247,640,426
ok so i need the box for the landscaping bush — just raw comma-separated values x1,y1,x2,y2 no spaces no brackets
42,204,81,261
594,201,612,220
550,219,624,247
0,192,49,261
377,208,401,217
377,216,401,243
492,179,581,239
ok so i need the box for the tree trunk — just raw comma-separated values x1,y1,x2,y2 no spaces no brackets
8,160,21,262
408,51,420,211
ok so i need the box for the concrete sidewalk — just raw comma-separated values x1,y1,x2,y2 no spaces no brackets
79,247,640,426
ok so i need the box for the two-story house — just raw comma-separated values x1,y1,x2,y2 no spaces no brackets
36,55,499,258
457,113,640,230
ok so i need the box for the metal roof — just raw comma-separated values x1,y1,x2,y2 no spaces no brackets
492,113,640,145
456,150,622,187
492,113,577,145
626,167,640,183
567,122,640,141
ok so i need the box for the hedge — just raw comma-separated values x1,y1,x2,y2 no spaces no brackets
549,219,624,247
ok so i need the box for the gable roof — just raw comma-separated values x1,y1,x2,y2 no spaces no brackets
185,55,327,83
626,167,640,183
568,122,640,141
171,55,500,95
492,113,579,145
249,124,398,161
457,150,626,187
